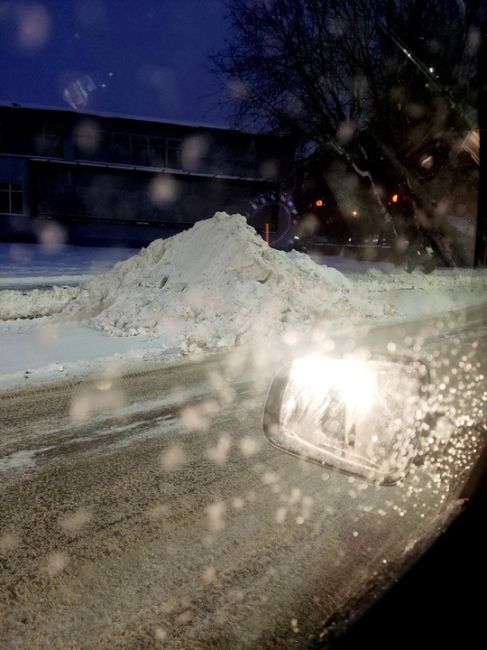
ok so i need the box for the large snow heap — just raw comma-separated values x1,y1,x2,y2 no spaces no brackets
63,212,358,351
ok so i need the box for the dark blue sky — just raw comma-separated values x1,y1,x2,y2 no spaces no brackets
0,0,230,125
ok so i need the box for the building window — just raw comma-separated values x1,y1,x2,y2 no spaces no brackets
74,128,110,161
0,122,27,155
111,133,130,163
0,183,23,214
166,138,182,168
34,125,63,157
149,137,165,166
107,132,182,167
144,136,183,168
131,135,150,165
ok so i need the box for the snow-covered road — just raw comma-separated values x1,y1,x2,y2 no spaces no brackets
1,305,485,648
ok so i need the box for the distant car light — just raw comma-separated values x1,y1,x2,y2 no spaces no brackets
391,194,399,203
315,199,324,207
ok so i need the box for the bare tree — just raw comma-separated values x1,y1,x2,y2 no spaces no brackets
212,0,483,266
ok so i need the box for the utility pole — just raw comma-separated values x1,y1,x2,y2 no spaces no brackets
474,19,487,266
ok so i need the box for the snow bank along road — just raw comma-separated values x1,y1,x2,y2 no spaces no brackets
2,212,486,392
0,304,486,649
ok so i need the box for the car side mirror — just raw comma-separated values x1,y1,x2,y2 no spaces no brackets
263,355,430,485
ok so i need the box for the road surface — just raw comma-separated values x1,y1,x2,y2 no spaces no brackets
0,307,485,649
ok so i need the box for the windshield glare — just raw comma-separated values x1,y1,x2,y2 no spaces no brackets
0,1,486,648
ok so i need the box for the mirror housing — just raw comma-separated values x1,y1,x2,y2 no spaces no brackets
263,355,430,485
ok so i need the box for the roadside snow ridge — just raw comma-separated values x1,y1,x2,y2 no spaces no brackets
62,212,358,350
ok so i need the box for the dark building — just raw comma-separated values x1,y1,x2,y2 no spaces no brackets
0,103,295,248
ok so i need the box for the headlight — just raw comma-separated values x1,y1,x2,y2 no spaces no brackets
263,355,430,485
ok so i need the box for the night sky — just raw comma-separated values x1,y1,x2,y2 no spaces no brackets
0,0,230,125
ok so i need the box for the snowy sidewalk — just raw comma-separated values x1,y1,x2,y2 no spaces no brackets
0,319,174,389
0,242,136,290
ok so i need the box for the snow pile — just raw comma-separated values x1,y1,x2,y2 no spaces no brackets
0,286,78,320
62,212,360,351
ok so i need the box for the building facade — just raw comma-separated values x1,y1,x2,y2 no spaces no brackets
0,104,295,247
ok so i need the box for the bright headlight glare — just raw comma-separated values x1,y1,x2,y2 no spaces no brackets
288,357,377,412
276,355,425,482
